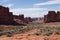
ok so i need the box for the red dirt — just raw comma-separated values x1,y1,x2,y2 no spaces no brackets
0,34,60,40
0,29,60,40
0,22,60,40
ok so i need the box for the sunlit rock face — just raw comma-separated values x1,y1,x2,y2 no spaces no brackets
44,11,60,23
0,6,26,25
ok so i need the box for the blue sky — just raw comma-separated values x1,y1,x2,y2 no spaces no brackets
0,0,60,18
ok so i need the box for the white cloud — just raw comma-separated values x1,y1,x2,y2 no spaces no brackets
10,8,47,11
34,0,60,6
23,8,47,11
10,8,47,13
10,8,47,17
5,4,14,8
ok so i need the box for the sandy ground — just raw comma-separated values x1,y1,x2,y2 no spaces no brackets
0,29,60,40
0,22,60,40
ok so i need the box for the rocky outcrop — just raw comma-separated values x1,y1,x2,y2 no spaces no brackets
0,5,26,25
44,11,60,23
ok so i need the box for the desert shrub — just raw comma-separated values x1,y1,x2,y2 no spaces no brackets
34,32,39,36
56,27,60,30
55,32,60,35
34,26,54,36
43,31,53,36
0,32,3,36
34,31,41,36
6,34,12,37
0,30,4,36
34,29,43,36
6,32,13,37
41,28,53,36
54,30,60,35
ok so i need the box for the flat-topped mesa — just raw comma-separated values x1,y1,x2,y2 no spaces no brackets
19,14,24,20
24,17,33,23
44,11,60,23
13,14,27,24
0,6,14,24
56,11,60,21
0,5,26,25
13,14,24,22
13,15,33,24
0,6,9,13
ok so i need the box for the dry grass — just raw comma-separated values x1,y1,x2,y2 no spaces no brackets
0,21,60,40
0,21,60,37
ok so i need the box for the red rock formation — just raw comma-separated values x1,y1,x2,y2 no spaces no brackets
44,15,48,23
13,14,24,20
13,15,19,19
13,15,33,23
56,11,60,22
44,11,60,23
13,15,27,25
24,17,33,23
0,5,26,25
0,6,14,24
